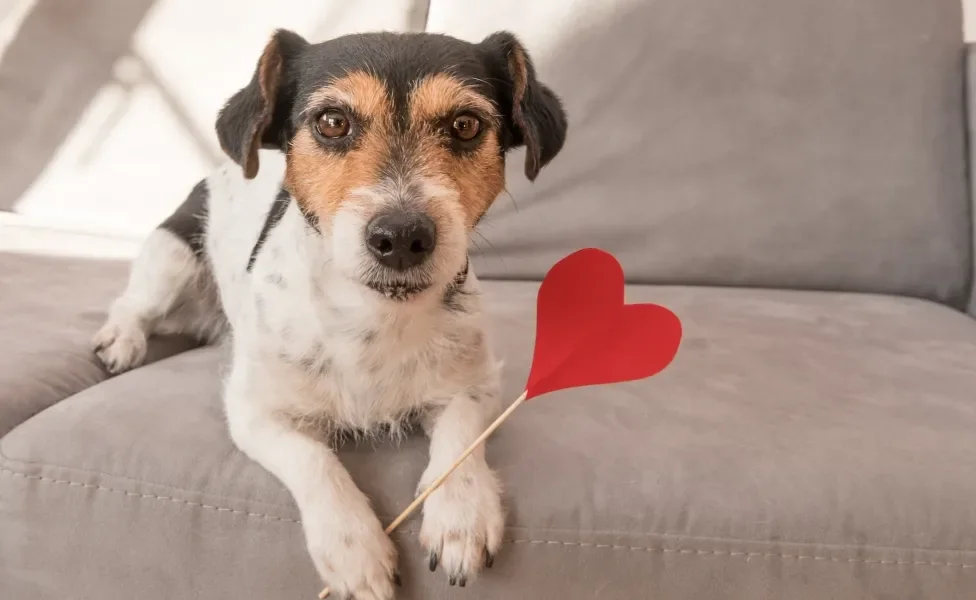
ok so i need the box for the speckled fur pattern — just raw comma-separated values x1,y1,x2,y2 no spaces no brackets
91,29,568,599
93,151,504,598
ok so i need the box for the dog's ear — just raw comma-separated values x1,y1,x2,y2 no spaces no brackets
479,31,568,181
216,29,308,179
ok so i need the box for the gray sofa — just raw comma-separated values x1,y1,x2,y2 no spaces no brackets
3,1,976,598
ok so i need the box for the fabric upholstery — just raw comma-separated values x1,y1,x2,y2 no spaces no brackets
0,252,194,437
4,282,976,599
427,0,972,308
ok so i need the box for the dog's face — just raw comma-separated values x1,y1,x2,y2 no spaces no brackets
215,30,567,301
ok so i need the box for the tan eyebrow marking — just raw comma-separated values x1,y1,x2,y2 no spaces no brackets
408,73,499,125
302,71,391,120
286,71,393,225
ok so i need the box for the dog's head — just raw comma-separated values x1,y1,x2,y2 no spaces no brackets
215,30,567,301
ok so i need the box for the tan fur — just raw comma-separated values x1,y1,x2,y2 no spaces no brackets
304,71,392,121
506,44,539,178
287,71,505,230
239,35,283,179
408,74,505,227
286,72,393,225
449,139,505,227
508,45,528,111
408,73,497,124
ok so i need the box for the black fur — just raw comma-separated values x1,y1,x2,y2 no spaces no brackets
214,29,568,182
247,188,291,272
159,179,208,257
478,32,568,181
442,258,471,312
295,199,320,231
215,30,308,178
265,272,286,288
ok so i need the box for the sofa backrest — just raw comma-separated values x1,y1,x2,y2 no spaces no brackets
426,0,972,309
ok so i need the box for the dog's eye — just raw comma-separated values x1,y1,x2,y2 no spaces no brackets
316,110,350,138
450,114,481,141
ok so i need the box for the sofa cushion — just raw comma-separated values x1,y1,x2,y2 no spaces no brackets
0,252,194,437
3,282,976,599
428,0,971,308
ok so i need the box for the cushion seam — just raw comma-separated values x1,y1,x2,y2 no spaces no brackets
504,539,976,569
3,466,975,569
0,368,108,439
0,346,210,442
0,444,292,511
0,466,301,525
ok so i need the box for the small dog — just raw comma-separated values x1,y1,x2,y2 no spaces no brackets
92,29,567,599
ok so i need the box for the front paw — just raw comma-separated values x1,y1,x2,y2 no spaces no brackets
419,464,504,587
305,510,398,600
92,319,148,375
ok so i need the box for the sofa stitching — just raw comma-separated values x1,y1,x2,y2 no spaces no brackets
0,468,301,525
500,524,976,555
7,448,974,559
9,446,973,558
504,540,976,569
0,447,292,511
4,467,975,569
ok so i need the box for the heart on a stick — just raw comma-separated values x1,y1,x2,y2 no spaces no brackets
318,247,682,599
526,248,682,399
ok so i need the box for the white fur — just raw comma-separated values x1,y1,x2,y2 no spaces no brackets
93,149,505,597
93,228,223,374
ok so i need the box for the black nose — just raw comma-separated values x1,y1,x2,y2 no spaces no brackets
365,211,437,270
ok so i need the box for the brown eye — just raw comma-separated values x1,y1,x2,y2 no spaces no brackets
451,114,481,141
316,110,350,138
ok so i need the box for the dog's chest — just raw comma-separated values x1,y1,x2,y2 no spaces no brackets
249,269,462,429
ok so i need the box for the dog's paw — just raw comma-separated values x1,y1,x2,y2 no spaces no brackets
92,320,148,375
306,509,399,600
419,463,504,587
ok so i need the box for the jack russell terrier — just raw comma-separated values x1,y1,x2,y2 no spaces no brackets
92,29,567,599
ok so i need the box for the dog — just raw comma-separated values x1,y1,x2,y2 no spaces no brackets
91,28,567,599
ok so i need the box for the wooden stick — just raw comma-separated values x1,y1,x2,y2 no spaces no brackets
319,390,528,599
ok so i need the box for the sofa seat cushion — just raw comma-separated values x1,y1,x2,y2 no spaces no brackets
3,282,976,599
0,252,196,437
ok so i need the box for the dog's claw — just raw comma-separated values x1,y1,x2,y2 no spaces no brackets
485,547,494,569
428,552,439,572
393,570,402,587
458,576,467,588
449,575,457,586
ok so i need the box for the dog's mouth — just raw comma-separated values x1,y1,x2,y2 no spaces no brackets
364,278,432,301
363,257,468,303
361,263,435,301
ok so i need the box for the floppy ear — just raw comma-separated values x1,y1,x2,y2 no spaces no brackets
215,29,308,179
479,31,568,181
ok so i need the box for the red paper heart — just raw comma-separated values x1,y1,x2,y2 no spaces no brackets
525,248,683,400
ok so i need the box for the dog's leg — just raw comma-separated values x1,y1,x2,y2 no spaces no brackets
92,227,209,374
224,365,398,600
419,391,505,586
93,179,220,374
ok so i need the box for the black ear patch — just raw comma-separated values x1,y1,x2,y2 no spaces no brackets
215,29,308,179
479,32,568,181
